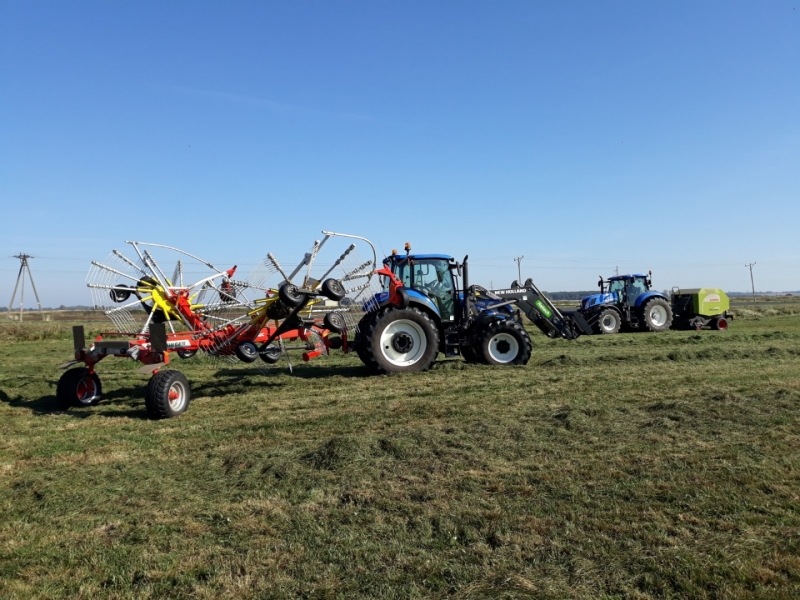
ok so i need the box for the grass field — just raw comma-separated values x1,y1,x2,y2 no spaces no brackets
1,305,799,599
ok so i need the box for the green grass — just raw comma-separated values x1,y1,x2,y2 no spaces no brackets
1,313,799,599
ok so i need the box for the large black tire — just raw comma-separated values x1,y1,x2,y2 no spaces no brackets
352,313,373,365
359,306,440,374
593,308,621,335
477,320,532,366
461,346,481,364
640,298,673,332
278,283,305,308
56,367,102,410
321,278,346,301
145,370,191,419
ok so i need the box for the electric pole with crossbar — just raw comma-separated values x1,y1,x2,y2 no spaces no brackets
7,254,42,321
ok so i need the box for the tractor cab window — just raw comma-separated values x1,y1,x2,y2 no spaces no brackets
608,279,626,294
394,259,456,321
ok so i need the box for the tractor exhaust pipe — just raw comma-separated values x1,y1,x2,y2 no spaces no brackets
462,255,470,324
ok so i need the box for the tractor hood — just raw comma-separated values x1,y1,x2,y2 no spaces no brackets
581,292,620,310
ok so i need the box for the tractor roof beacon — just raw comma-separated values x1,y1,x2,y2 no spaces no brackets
354,244,593,374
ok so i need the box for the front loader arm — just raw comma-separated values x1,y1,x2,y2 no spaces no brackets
491,282,592,340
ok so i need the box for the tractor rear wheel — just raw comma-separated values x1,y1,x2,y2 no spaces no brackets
640,298,673,332
477,320,532,366
56,367,102,410
713,316,729,331
145,370,190,419
593,308,621,334
360,306,439,373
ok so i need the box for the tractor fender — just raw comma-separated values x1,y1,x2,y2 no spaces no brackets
634,291,668,308
404,290,442,321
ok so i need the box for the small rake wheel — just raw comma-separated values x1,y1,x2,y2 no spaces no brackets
260,344,282,364
279,283,306,308
321,278,346,301
56,367,102,410
145,370,191,419
323,311,346,333
235,341,260,363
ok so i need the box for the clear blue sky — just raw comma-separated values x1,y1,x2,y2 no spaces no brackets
2,1,798,307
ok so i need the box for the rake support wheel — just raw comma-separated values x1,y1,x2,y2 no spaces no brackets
145,370,191,419
56,367,102,410
279,283,305,308
321,278,346,301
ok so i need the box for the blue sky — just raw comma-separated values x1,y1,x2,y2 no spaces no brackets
1,1,798,307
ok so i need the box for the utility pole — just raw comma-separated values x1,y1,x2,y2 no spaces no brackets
513,256,524,284
8,254,42,321
615,266,619,276
745,262,757,302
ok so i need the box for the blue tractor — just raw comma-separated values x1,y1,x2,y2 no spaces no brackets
578,272,673,334
353,245,592,373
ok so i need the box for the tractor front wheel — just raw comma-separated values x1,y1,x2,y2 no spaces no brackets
145,370,191,419
56,367,102,410
640,298,673,332
593,308,621,335
461,346,481,364
360,307,439,374
477,320,532,366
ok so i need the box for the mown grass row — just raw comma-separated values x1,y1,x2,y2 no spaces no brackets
1,314,799,599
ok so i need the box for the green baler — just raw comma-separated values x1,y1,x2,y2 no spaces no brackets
670,288,732,330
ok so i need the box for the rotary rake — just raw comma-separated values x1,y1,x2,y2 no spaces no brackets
57,233,381,419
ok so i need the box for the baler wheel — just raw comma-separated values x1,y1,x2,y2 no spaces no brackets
713,316,729,331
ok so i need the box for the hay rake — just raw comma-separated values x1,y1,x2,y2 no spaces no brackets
57,233,382,419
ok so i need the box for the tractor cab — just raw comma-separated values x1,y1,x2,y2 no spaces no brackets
606,274,652,307
384,253,459,322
